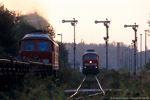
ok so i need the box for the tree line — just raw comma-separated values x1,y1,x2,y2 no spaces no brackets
65,41,150,70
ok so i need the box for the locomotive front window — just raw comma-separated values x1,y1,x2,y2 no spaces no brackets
92,55,97,60
84,55,90,60
38,42,50,51
23,42,34,51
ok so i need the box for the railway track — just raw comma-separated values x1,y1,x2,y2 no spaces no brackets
66,76,105,99
67,77,86,99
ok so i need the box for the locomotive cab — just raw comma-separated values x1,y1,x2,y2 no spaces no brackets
19,30,59,72
82,49,99,75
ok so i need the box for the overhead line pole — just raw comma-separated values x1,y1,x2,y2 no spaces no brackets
124,23,139,76
95,18,110,70
62,18,78,69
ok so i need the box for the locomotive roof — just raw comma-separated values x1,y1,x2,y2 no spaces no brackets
84,51,98,55
22,33,52,41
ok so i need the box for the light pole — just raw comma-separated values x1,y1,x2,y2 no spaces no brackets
62,18,78,69
57,33,62,43
95,18,110,70
124,23,138,76
140,34,142,68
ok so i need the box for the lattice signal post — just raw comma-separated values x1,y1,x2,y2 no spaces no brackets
124,23,138,75
62,18,78,69
95,18,110,70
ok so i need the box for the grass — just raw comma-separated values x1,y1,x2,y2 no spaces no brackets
0,68,150,100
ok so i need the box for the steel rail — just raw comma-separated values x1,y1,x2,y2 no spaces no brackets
67,77,86,99
95,76,105,95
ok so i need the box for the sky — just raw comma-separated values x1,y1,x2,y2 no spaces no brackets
1,0,150,51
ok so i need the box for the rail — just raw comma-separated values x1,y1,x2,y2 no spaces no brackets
66,76,105,99
67,77,86,99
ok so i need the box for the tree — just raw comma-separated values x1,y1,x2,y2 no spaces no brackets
0,4,17,55
58,43,70,69
12,18,35,55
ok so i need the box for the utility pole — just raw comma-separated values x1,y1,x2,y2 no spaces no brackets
122,51,124,68
145,30,150,66
140,34,142,68
124,23,138,76
95,18,110,70
62,18,78,69
145,30,147,66
117,43,120,67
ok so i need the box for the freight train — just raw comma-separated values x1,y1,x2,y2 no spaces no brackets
19,30,59,75
82,49,99,75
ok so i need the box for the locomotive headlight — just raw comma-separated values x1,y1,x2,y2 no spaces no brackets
89,61,92,63
84,66,87,68
95,66,98,68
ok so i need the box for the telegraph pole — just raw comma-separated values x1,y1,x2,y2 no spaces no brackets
140,34,142,68
124,23,138,76
95,18,110,70
62,18,78,69
144,30,150,66
145,30,147,66
145,30,150,66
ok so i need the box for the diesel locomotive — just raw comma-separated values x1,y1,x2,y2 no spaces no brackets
82,49,99,75
19,30,59,75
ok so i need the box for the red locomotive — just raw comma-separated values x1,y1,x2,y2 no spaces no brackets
82,49,99,75
19,30,59,74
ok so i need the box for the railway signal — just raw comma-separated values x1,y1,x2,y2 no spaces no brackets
124,23,139,76
95,18,110,70
62,18,78,69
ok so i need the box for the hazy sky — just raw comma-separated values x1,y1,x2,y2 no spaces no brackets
1,0,150,50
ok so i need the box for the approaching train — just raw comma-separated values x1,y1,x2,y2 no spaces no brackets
82,49,99,75
19,30,59,75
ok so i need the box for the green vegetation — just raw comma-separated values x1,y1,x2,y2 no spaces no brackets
0,68,83,100
1,68,150,100
58,43,70,69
